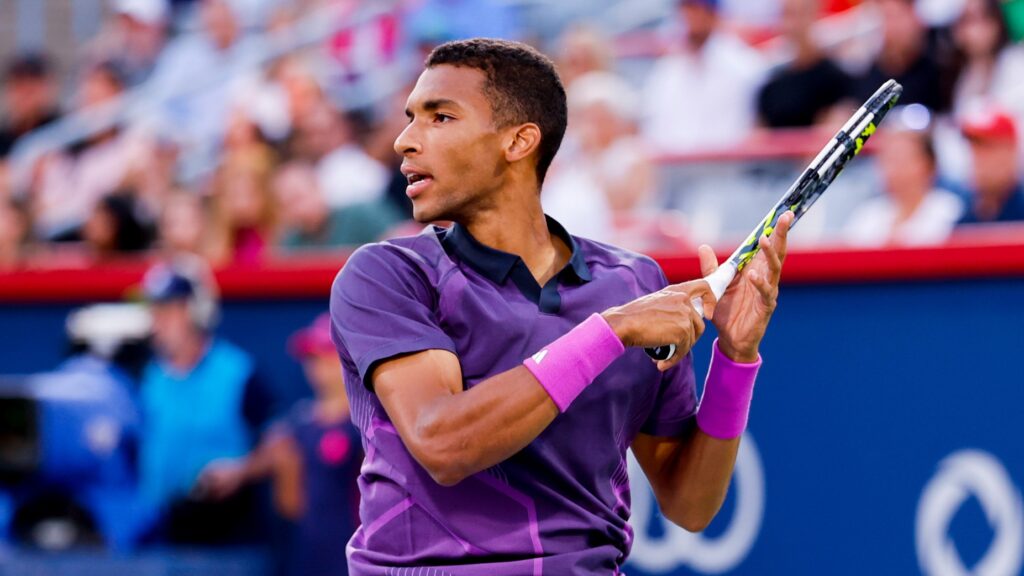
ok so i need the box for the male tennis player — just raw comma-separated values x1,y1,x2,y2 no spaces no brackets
330,38,792,575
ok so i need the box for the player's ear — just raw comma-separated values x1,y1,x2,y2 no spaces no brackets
504,122,541,164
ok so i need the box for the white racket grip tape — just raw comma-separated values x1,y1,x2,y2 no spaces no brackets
690,262,739,319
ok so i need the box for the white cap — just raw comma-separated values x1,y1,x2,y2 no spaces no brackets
568,71,640,123
113,0,168,25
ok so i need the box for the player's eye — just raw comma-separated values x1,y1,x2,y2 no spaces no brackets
433,113,453,123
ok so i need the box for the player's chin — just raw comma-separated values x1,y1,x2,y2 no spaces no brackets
410,198,444,224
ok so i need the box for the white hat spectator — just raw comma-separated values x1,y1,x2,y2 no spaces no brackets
568,71,640,123
112,0,168,26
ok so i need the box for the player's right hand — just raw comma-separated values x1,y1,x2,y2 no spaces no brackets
601,280,717,371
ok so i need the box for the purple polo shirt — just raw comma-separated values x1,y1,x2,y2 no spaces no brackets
330,217,697,575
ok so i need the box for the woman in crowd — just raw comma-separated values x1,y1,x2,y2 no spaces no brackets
207,148,278,266
843,125,963,246
947,0,1024,119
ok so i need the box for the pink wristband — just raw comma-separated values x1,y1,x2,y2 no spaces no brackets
523,313,625,412
696,338,762,440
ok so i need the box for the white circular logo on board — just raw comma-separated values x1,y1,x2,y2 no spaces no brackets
916,450,1023,576
628,433,765,574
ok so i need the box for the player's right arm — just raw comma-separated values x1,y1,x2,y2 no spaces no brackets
372,351,556,486
334,243,714,487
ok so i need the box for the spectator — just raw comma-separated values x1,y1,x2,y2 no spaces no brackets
0,198,29,271
403,0,523,44
314,104,390,210
0,54,60,159
84,0,170,87
641,0,766,151
757,0,855,128
274,57,327,137
555,24,613,90
544,72,656,244
363,85,415,219
146,0,262,172
843,124,963,246
957,107,1024,224
137,258,276,543
273,161,402,250
854,0,945,111
157,189,210,258
81,194,155,259
208,148,278,266
127,138,181,220
198,312,362,576
32,62,142,241
223,106,277,157
0,161,10,201
286,95,341,163
947,0,1024,121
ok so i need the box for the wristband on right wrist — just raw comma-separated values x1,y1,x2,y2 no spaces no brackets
523,313,626,412
695,338,762,440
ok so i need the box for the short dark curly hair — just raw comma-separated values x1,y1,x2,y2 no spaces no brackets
426,38,567,186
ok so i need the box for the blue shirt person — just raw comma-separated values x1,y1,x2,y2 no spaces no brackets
137,258,274,543
198,312,362,576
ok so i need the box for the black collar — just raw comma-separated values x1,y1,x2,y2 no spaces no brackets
441,215,592,285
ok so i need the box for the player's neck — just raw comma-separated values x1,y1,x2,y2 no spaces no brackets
462,192,569,286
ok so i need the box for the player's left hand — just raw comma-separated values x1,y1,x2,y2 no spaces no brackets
703,211,793,362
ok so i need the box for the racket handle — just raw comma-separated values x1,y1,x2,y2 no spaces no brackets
644,263,738,362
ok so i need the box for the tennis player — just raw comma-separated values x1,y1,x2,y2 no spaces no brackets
330,38,792,575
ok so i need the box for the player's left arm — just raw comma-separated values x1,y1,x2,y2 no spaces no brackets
632,212,792,532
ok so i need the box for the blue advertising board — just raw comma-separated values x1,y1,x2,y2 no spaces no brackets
626,280,1024,575
0,266,1020,574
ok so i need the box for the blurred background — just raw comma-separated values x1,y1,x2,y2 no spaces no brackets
0,0,1022,574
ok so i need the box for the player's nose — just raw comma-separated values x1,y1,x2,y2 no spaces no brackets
394,123,421,156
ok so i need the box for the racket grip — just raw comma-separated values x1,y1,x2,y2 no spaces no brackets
644,296,705,360
644,263,737,362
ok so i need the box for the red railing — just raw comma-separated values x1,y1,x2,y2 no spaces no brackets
1,227,1022,303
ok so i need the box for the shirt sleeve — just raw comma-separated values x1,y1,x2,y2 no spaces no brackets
330,242,458,391
637,262,699,437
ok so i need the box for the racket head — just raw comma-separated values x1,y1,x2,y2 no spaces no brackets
644,80,902,362
728,80,903,271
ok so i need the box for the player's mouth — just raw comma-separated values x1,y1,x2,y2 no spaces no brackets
401,165,434,199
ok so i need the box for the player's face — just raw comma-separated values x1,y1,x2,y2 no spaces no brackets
395,65,510,223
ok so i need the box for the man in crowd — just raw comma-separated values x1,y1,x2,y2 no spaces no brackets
138,257,276,543
757,0,854,128
957,107,1024,224
0,54,60,159
642,0,766,151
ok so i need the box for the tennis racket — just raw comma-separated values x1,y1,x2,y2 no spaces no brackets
646,79,903,361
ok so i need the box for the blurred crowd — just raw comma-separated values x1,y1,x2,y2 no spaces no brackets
0,0,1023,272
551,0,1024,248
1,0,1023,570
1,257,362,576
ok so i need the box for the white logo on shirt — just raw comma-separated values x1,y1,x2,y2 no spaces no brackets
532,350,549,364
